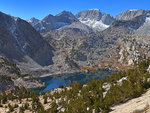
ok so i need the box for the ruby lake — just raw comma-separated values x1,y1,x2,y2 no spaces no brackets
31,69,114,92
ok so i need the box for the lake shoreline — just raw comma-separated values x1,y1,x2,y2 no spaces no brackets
32,69,115,92
40,71,80,78
39,68,115,78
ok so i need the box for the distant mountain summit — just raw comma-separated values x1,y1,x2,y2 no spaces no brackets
76,9,114,31
116,9,148,21
55,11,78,23
27,17,39,26
33,11,79,31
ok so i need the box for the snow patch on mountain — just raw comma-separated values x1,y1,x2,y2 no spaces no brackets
76,9,114,31
41,26,46,30
27,17,39,26
146,17,150,23
88,9,100,11
79,18,109,31
14,17,19,21
27,19,32,23
134,16,150,36
129,9,138,11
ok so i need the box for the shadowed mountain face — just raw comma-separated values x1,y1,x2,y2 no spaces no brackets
0,11,54,66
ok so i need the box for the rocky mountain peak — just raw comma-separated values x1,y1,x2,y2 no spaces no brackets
75,9,114,31
33,11,78,31
56,10,74,16
116,9,146,21
76,9,102,21
44,14,54,20
27,17,39,26
55,10,79,24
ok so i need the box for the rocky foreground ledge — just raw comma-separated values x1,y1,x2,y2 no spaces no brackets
110,89,150,113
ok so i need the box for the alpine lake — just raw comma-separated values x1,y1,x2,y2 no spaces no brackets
31,69,114,92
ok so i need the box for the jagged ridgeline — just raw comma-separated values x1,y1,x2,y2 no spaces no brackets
0,59,150,113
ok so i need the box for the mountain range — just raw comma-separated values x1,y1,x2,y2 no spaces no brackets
0,9,150,76
27,9,114,33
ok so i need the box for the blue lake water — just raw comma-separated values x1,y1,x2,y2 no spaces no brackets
32,69,114,92
43,80,66,91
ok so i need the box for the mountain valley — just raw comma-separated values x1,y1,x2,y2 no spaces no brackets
1,8,150,113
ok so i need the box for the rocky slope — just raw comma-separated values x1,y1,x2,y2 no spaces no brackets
63,10,150,71
110,89,150,113
0,57,45,92
33,9,114,74
36,9,150,74
25,10,114,75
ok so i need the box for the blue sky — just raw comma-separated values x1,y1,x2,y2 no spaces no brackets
0,0,149,20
